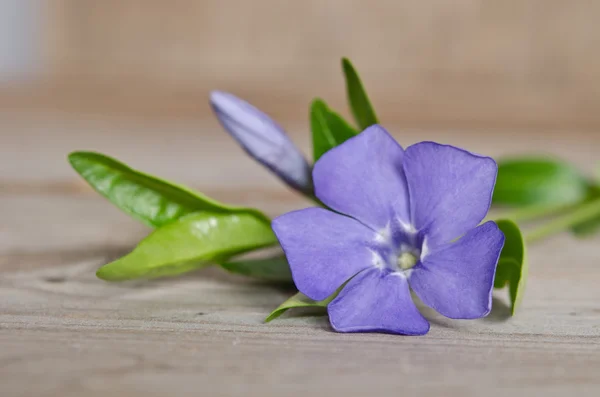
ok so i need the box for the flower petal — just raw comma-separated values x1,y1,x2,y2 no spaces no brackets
312,125,410,231
409,221,505,319
210,91,313,194
272,208,378,301
403,141,497,248
328,268,430,335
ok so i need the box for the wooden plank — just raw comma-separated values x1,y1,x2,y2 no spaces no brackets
1,112,599,396
32,1,600,129
1,111,598,186
0,234,599,397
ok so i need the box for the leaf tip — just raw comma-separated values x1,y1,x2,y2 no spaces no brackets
67,151,82,166
95,266,111,281
310,97,326,109
67,150,99,170
95,262,125,282
510,306,518,316
341,57,353,73
263,314,275,323
264,309,284,323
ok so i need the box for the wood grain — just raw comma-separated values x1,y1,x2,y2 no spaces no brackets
1,112,599,396
34,0,600,129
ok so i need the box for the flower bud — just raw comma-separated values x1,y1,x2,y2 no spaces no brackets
210,91,313,194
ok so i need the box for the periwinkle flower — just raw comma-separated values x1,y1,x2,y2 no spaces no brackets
210,91,313,194
272,125,505,335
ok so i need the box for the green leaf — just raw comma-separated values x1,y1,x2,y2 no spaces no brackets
493,157,589,207
264,292,333,322
221,255,293,283
571,185,600,238
69,151,268,228
96,212,277,281
265,279,353,322
341,57,379,130
310,98,359,161
494,219,528,315
572,217,600,237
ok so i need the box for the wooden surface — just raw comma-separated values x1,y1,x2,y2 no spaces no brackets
37,0,600,129
1,111,600,396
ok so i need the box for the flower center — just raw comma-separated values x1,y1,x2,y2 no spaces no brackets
397,251,418,270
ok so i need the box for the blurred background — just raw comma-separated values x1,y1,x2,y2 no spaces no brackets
1,0,599,196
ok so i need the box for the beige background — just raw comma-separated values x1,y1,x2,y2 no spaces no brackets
1,0,598,132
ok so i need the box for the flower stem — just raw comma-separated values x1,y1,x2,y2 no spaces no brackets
523,198,600,243
501,203,575,223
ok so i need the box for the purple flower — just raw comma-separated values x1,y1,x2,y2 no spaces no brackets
272,125,505,335
210,91,313,194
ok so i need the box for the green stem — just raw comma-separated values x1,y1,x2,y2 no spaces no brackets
523,198,600,243
501,202,575,223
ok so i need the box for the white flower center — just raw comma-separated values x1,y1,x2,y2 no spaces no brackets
374,222,424,274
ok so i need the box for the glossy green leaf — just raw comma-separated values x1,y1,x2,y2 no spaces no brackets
265,292,333,322
310,98,359,161
221,255,293,283
96,212,277,281
69,151,268,228
493,157,589,207
341,57,379,130
494,219,528,315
